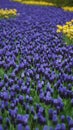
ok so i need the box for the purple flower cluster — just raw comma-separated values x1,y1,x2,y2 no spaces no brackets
0,0,73,129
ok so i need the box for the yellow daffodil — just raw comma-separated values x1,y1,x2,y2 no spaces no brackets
62,7,73,12
57,19,73,39
13,0,55,6
0,9,17,19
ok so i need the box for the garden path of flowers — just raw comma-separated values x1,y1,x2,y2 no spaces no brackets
0,0,73,130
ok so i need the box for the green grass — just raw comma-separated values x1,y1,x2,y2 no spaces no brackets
63,35,73,45
0,68,5,79
46,0,73,7
0,15,17,19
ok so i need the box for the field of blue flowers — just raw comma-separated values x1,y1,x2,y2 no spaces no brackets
0,0,73,130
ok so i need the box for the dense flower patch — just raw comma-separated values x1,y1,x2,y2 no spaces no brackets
62,7,73,12
57,19,73,39
0,0,73,130
57,19,73,45
0,9,17,19
13,0,73,12
13,0,55,6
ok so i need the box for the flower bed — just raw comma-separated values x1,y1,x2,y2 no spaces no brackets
12,0,73,12
0,0,73,130
13,0,55,6
0,9,17,19
62,6,73,12
57,19,73,45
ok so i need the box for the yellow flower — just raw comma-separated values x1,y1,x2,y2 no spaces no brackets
5,15,9,18
57,19,73,39
0,8,17,19
13,0,55,6
62,7,73,12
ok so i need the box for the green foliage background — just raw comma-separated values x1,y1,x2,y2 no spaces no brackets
46,0,73,7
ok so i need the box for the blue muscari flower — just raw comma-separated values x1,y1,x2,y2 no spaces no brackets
39,92,44,102
22,114,29,125
53,99,58,107
17,123,23,130
26,95,30,102
25,125,30,130
3,92,9,101
37,83,42,90
55,124,61,130
61,123,66,130
43,125,50,130
69,120,73,128
52,114,58,125
35,74,40,80
10,103,15,109
26,88,30,95
15,85,20,92
39,107,45,115
19,95,24,104
21,86,27,93
25,104,30,113
61,115,65,122
6,117,10,127
29,96,33,104
1,103,5,113
33,114,38,122
4,74,8,82
49,127,54,130
9,109,17,119
30,106,35,115
70,128,73,130
37,113,46,125
0,125,4,130
48,109,53,120
46,92,51,97
17,114,22,124
53,110,57,115
66,116,72,123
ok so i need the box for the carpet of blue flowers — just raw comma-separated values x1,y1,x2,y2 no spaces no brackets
0,0,73,130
